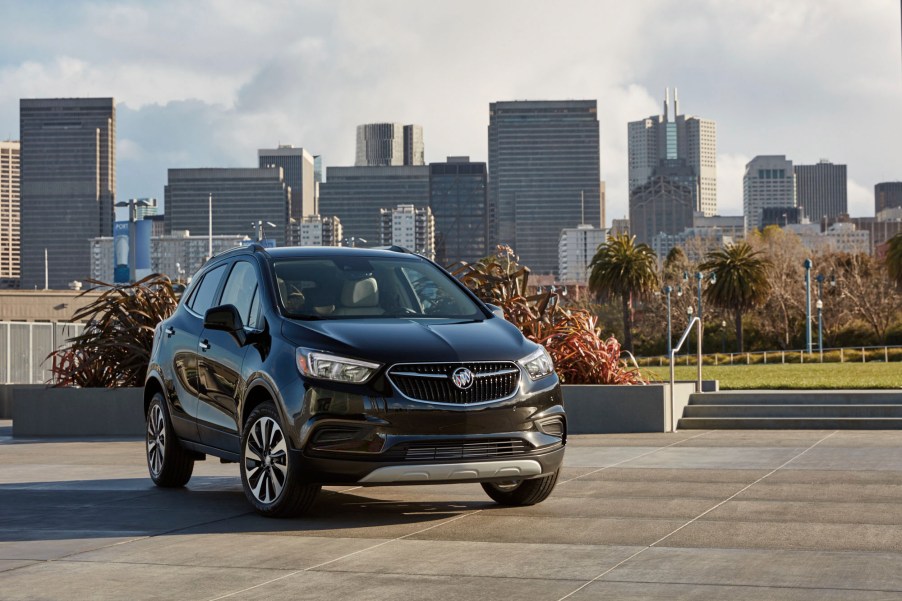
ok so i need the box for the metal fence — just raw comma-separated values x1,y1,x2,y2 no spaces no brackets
639,345,902,367
0,322,85,384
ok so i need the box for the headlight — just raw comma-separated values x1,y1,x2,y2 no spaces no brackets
296,350,381,384
519,346,554,380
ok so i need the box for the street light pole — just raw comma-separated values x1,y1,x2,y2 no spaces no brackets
695,271,703,321
816,299,824,360
663,285,673,357
804,258,813,354
686,305,694,356
815,273,826,359
721,320,727,354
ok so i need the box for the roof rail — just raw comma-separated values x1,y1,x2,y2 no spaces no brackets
379,245,416,254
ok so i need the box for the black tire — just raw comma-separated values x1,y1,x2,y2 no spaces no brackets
146,392,195,487
240,402,320,518
481,468,560,506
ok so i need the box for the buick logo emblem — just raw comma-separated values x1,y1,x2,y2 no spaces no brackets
451,367,475,390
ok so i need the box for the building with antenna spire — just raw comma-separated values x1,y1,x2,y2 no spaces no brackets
628,88,717,217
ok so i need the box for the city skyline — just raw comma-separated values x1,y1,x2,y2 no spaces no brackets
0,1,898,224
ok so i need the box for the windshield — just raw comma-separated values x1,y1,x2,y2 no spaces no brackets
272,256,484,320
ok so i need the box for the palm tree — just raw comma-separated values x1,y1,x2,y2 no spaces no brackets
886,233,902,288
698,242,771,352
588,234,658,352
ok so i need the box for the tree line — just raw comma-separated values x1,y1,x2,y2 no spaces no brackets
586,228,902,355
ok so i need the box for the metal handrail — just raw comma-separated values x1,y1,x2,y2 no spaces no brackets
669,316,702,432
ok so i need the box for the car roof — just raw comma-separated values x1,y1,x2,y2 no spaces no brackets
264,246,420,260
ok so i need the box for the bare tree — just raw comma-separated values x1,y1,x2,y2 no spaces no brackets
747,226,807,349
831,253,902,342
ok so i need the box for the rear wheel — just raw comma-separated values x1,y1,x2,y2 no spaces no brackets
481,468,560,506
146,392,194,487
240,402,320,518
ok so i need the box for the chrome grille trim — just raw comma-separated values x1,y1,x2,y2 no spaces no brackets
404,439,530,461
387,361,521,405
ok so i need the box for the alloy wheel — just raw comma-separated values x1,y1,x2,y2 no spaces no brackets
146,403,166,477
244,416,289,504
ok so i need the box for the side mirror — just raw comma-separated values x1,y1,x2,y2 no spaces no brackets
204,304,247,345
485,303,505,320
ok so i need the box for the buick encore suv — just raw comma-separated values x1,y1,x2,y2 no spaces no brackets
144,245,566,517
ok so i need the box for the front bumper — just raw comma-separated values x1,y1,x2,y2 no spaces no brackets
293,443,565,486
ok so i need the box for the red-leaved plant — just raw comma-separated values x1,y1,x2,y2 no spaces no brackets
49,274,180,388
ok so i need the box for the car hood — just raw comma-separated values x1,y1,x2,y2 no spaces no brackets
280,316,535,364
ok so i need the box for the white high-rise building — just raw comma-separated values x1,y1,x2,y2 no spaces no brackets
628,88,717,215
299,215,342,247
743,155,797,231
0,141,20,287
558,225,607,284
380,204,434,259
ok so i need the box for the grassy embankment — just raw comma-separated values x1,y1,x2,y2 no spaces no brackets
643,362,902,390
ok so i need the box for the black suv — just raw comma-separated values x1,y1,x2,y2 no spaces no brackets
145,245,565,517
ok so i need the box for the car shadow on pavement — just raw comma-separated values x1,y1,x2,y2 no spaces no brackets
0,478,492,542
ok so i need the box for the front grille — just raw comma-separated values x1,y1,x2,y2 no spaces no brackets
403,439,530,461
388,362,520,404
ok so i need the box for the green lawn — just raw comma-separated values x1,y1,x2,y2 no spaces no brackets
643,362,902,390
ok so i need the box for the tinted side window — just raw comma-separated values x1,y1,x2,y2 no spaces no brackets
220,261,259,326
189,264,227,316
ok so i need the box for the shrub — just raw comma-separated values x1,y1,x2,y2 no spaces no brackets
49,274,180,388
451,247,645,385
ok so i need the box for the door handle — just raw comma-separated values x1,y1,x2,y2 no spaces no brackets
165,327,175,337
199,340,211,351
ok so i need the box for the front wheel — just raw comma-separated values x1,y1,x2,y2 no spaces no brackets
481,468,560,506
240,402,320,518
146,392,194,487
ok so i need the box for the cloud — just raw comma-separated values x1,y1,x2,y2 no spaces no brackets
0,0,898,219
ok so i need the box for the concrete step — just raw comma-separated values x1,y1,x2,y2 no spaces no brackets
678,417,902,430
683,404,902,419
689,391,902,406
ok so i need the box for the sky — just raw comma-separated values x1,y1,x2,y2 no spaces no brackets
1,0,900,224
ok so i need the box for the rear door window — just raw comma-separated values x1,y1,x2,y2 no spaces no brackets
188,264,227,316
219,261,259,326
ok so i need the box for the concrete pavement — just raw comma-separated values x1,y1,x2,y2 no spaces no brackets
1,422,902,600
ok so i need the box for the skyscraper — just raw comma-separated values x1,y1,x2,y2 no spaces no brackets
164,168,292,247
794,160,847,224
875,182,902,214
488,100,601,274
19,98,115,289
629,175,695,246
0,141,20,288
355,123,424,166
258,145,316,219
429,156,488,265
743,155,796,231
319,165,430,246
628,88,717,215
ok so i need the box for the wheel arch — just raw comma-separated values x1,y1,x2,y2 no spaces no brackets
144,373,166,416
241,378,282,433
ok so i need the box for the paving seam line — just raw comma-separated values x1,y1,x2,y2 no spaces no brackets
557,429,713,485
552,429,840,601
200,431,715,598
203,509,485,601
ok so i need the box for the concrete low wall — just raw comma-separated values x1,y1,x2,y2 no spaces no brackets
562,383,696,434
12,386,144,437
0,385,48,419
